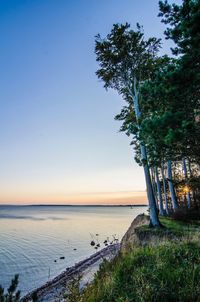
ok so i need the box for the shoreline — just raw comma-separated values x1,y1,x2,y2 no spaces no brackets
21,244,120,302
0,204,148,207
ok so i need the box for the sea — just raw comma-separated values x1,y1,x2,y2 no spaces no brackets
0,205,147,296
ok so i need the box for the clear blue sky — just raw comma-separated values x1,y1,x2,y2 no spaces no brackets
0,0,181,204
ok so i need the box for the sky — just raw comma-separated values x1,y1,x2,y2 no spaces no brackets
0,0,181,205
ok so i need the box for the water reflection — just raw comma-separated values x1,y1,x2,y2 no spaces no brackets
0,205,147,295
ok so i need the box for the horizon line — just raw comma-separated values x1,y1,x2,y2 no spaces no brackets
0,204,148,207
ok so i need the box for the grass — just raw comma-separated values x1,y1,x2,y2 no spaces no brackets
160,216,200,231
71,217,200,302
138,216,200,239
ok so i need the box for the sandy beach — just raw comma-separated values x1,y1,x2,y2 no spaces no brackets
21,244,120,302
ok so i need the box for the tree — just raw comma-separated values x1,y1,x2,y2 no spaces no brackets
136,0,200,211
95,23,162,226
0,275,20,302
158,0,200,163
158,0,200,206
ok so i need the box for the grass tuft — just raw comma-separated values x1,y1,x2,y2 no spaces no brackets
77,218,200,302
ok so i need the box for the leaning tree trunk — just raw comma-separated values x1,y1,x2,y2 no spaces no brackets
155,167,164,216
161,164,169,215
131,79,161,227
182,158,191,208
167,160,178,210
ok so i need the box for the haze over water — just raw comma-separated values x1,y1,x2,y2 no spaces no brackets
0,205,147,296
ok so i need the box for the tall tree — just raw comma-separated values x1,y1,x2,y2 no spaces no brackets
159,0,200,205
95,23,162,226
159,0,200,163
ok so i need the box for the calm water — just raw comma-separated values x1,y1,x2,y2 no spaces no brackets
0,205,147,296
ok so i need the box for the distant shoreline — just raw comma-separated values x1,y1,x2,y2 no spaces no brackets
0,204,148,207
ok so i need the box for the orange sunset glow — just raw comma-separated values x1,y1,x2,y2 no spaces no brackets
0,191,147,205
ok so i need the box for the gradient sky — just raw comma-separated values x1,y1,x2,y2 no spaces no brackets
0,0,181,205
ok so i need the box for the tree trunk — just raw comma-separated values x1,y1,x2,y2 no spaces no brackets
155,167,164,216
141,145,161,226
131,79,161,227
167,160,178,210
188,158,193,177
182,158,191,208
161,164,169,215
151,167,158,208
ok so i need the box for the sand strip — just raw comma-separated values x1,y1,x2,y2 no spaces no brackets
21,244,120,302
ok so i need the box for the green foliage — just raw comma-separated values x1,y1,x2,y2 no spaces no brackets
137,0,200,168
81,240,200,302
95,21,162,226
64,275,82,302
95,22,163,168
159,0,200,57
95,23,161,93
0,275,20,302
157,0,200,163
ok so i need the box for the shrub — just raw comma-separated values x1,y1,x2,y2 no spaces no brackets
0,275,20,302
64,275,82,302
170,207,200,222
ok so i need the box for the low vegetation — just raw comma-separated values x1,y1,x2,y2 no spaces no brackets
66,217,200,302
0,275,38,302
1,217,200,302
0,275,20,302
81,242,200,302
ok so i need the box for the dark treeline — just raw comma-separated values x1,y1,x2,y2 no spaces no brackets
95,0,200,226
